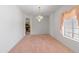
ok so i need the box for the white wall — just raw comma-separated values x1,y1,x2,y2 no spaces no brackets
31,16,49,35
0,6,25,52
49,5,79,52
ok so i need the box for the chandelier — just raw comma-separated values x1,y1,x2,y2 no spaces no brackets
36,7,43,22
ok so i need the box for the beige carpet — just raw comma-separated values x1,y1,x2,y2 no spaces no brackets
9,34,72,53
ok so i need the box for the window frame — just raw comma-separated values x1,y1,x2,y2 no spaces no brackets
61,7,79,42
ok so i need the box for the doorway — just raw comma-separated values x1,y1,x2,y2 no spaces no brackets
25,18,31,35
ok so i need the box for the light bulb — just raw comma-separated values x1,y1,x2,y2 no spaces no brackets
36,15,43,22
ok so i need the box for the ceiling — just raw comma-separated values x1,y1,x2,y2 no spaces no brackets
18,5,62,16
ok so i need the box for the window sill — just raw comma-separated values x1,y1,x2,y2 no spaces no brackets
64,35,79,42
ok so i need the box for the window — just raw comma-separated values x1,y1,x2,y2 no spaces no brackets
61,7,79,42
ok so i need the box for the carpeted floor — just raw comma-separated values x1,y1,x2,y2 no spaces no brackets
9,34,72,53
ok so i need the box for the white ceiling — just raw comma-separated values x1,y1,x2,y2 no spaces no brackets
18,5,62,16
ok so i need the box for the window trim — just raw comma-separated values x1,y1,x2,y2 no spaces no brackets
61,6,79,42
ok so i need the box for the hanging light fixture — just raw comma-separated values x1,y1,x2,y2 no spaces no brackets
36,7,43,22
